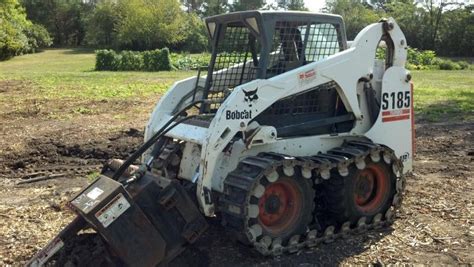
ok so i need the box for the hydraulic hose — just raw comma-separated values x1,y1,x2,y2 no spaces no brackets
112,100,206,180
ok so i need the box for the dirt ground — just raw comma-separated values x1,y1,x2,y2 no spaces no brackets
0,81,472,266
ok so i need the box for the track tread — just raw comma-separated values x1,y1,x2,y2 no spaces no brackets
220,141,405,255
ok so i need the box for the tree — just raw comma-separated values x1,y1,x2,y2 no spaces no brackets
384,1,427,49
231,0,265,11
180,0,205,13
325,0,381,40
436,5,474,56
21,0,92,46
0,0,52,60
278,0,308,11
115,0,186,50
174,13,209,52
84,0,118,46
202,0,230,16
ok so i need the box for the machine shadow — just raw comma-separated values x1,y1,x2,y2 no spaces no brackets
171,218,393,266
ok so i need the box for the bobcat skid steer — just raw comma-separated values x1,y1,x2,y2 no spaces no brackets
29,11,414,266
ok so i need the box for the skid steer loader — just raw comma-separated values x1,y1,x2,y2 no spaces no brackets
29,11,414,266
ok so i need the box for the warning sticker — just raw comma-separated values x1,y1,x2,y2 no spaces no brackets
86,187,104,200
95,193,130,228
298,69,316,85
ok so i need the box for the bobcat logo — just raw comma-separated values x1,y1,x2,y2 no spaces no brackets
242,87,258,107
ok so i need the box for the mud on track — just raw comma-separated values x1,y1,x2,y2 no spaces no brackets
0,91,472,265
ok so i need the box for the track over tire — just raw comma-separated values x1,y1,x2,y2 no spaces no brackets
256,171,314,242
49,233,122,267
319,157,396,226
221,156,315,249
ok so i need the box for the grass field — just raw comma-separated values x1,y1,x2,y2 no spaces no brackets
0,49,472,121
0,49,194,100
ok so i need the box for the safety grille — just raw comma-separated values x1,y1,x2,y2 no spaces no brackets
260,81,338,116
204,25,260,113
267,22,342,78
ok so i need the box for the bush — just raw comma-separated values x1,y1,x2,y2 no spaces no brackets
420,50,436,66
95,48,173,71
95,50,120,71
458,61,470,70
171,53,211,70
119,51,143,71
157,48,172,71
403,47,472,70
24,24,52,53
438,59,462,70
143,50,161,71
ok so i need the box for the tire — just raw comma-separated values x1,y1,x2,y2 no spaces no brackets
320,157,396,226
252,169,314,243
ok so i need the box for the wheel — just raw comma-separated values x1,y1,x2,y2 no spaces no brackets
221,157,315,247
320,157,396,225
258,177,305,237
247,168,314,244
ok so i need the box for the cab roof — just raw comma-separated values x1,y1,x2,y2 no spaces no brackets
204,10,344,25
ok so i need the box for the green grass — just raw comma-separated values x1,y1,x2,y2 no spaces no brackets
0,49,472,123
0,49,194,101
412,70,474,122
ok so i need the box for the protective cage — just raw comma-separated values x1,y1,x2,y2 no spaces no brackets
201,11,347,114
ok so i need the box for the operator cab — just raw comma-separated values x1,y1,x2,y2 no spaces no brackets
202,11,348,113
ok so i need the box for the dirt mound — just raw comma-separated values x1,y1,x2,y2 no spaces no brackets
1,128,143,175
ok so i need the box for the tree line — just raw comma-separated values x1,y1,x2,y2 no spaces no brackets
327,0,473,57
1,0,472,61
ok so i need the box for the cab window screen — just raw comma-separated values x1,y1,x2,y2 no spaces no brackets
205,24,260,112
267,22,342,77
303,23,341,62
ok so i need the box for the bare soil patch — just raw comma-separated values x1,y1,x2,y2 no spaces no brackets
0,81,472,265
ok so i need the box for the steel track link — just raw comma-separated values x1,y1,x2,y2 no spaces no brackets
220,140,406,256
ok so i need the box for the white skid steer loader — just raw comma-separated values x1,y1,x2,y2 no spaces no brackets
29,11,414,266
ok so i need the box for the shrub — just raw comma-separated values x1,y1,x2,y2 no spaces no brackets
119,51,143,71
157,48,172,71
95,50,120,71
420,50,436,66
458,61,470,70
438,59,462,70
171,53,211,70
142,48,172,71
24,24,52,53
404,47,472,70
143,49,161,71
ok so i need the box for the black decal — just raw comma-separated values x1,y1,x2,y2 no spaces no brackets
404,91,411,108
225,110,253,120
382,93,389,110
382,91,411,110
400,152,410,162
397,91,404,108
242,87,258,107
390,92,396,109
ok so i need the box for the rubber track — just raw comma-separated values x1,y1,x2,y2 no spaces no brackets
220,140,406,256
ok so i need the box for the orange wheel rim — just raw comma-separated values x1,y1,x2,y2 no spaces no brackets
258,179,302,235
354,164,389,213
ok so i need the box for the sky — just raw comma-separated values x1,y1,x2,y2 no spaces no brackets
302,0,326,12
226,0,327,12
